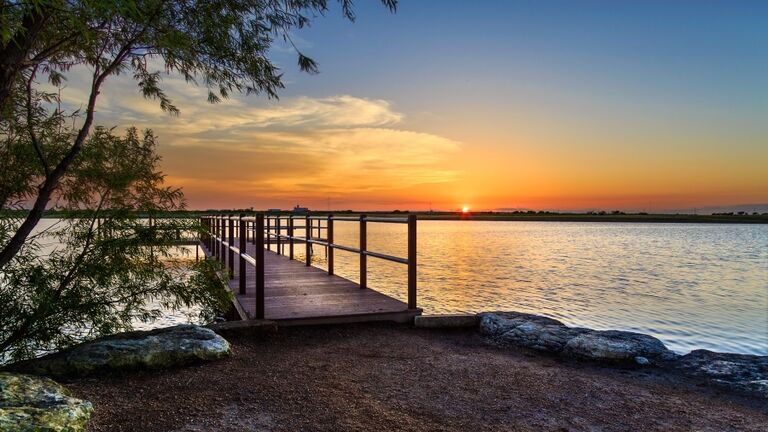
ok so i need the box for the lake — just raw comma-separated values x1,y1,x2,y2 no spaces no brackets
285,220,767,355
28,219,768,355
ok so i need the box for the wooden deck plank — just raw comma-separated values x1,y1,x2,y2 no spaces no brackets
202,239,418,324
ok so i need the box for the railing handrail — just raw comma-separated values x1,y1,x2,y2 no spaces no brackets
203,214,409,223
198,212,417,315
200,213,411,265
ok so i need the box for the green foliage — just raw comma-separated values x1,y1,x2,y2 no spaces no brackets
2,0,397,111
0,0,395,362
0,125,232,362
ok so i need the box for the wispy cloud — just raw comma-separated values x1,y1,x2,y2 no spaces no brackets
53,66,462,208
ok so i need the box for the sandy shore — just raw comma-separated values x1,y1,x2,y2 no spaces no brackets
67,323,767,431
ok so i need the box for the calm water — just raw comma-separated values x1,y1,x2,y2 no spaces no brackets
26,219,768,355
27,219,206,331
285,221,767,355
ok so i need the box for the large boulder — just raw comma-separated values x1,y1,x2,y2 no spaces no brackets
674,350,768,397
7,325,231,378
479,312,590,352
0,372,92,431
479,312,675,364
563,330,674,362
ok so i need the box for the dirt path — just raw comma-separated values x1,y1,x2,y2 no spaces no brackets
67,323,768,431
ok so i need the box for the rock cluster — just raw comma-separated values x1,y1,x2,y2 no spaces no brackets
0,372,92,431
478,311,767,398
7,325,231,378
674,350,768,397
478,312,676,364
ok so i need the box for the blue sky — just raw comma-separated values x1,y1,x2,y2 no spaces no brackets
279,0,767,133
82,1,768,210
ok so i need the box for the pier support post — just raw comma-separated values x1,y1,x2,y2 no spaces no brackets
206,217,211,252
201,217,206,252
407,214,417,309
239,214,246,295
220,217,226,264
276,217,281,256
305,215,311,266
289,217,294,260
266,217,271,252
255,214,265,319
228,214,235,278
360,214,367,289
327,215,334,275
214,217,219,260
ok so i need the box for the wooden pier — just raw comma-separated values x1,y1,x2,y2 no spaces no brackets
200,214,421,325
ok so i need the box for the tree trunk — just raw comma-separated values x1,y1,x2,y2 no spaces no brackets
0,7,51,111
0,80,102,269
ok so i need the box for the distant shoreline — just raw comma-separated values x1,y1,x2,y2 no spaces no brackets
411,213,768,224
5,210,765,224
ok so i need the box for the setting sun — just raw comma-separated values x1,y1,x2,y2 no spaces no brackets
462,206,470,214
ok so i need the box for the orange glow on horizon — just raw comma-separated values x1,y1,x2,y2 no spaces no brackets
42,15,766,214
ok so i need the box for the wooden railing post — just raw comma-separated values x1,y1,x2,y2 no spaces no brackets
327,214,334,276
201,217,206,251
217,217,222,261
238,214,246,295
288,217,294,260
206,217,211,252
359,214,367,289
407,214,417,309
276,217,282,256
213,217,219,260
199,217,203,251
255,213,265,319
266,216,271,251
220,217,226,264
228,215,235,277
305,215,311,266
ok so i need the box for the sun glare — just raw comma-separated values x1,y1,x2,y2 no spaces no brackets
462,206,470,214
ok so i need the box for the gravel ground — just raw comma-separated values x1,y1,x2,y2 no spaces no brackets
67,323,768,432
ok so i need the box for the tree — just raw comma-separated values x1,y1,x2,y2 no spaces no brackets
0,0,397,361
0,0,398,267
0,122,231,361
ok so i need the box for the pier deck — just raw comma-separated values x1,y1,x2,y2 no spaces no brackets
203,241,418,325
200,213,421,325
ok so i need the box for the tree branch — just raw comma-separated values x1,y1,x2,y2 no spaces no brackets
24,65,49,175
0,40,136,269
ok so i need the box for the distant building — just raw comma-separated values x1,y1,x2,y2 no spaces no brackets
292,205,309,215
266,208,281,214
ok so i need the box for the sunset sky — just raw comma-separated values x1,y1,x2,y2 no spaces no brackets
70,1,767,211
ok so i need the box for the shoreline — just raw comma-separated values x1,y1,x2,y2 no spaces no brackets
64,323,768,431
4,211,767,224
413,213,768,224
5,313,766,430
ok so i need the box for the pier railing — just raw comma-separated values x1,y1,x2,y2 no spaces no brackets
199,214,417,319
